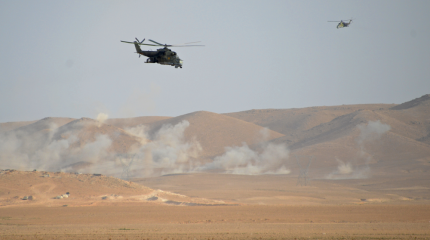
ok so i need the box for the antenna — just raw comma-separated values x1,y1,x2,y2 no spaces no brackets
295,155,313,186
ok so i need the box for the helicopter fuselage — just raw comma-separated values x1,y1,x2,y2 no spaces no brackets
337,20,352,28
135,43,183,68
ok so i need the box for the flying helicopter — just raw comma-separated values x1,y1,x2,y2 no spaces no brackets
120,38,204,68
328,19,353,29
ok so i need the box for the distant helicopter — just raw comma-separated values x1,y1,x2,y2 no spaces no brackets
328,19,353,29
121,38,204,68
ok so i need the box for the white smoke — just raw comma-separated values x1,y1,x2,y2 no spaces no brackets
0,121,59,170
336,157,353,174
96,113,109,127
0,118,114,174
0,131,31,169
357,120,391,146
0,119,290,178
325,120,391,180
121,120,202,177
121,125,290,177
325,157,364,180
124,125,149,144
195,129,290,175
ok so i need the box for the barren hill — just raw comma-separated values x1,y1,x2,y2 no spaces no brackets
224,104,395,140
0,117,76,157
7,117,75,136
144,111,284,158
280,109,424,150
0,120,37,133
223,96,430,179
1,94,430,182
384,94,430,144
390,94,430,110
53,117,143,153
105,116,172,129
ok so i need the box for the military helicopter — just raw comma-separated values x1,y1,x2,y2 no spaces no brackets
328,19,353,29
121,38,204,68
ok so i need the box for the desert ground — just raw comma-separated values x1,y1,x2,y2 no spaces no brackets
1,94,430,239
1,170,430,239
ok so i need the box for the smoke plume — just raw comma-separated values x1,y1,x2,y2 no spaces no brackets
197,142,290,175
357,120,391,147
195,128,290,175
125,120,203,177
0,119,291,178
96,112,109,123
325,120,391,180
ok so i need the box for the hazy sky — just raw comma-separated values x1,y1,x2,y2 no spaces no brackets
1,0,429,122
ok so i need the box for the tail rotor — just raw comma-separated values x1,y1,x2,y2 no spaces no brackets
135,38,145,44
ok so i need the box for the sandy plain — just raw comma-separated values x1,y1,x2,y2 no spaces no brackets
1,171,430,239
1,205,430,240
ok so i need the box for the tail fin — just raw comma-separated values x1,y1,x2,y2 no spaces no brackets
134,42,142,54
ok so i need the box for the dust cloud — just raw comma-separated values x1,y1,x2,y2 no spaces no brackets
195,128,290,175
197,142,290,175
0,118,291,178
357,120,391,147
0,121,113,174
325,120,391,180
125,124,290,177
96,113,109,124
124,120,203,177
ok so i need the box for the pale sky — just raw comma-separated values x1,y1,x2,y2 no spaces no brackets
1,0,429,122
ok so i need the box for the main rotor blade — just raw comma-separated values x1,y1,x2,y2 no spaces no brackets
122,40,204,47
183,41,201,44
137,43,163,47
169,44,205,47
328,19,352,22
121,41,160,46
149,39,165,46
